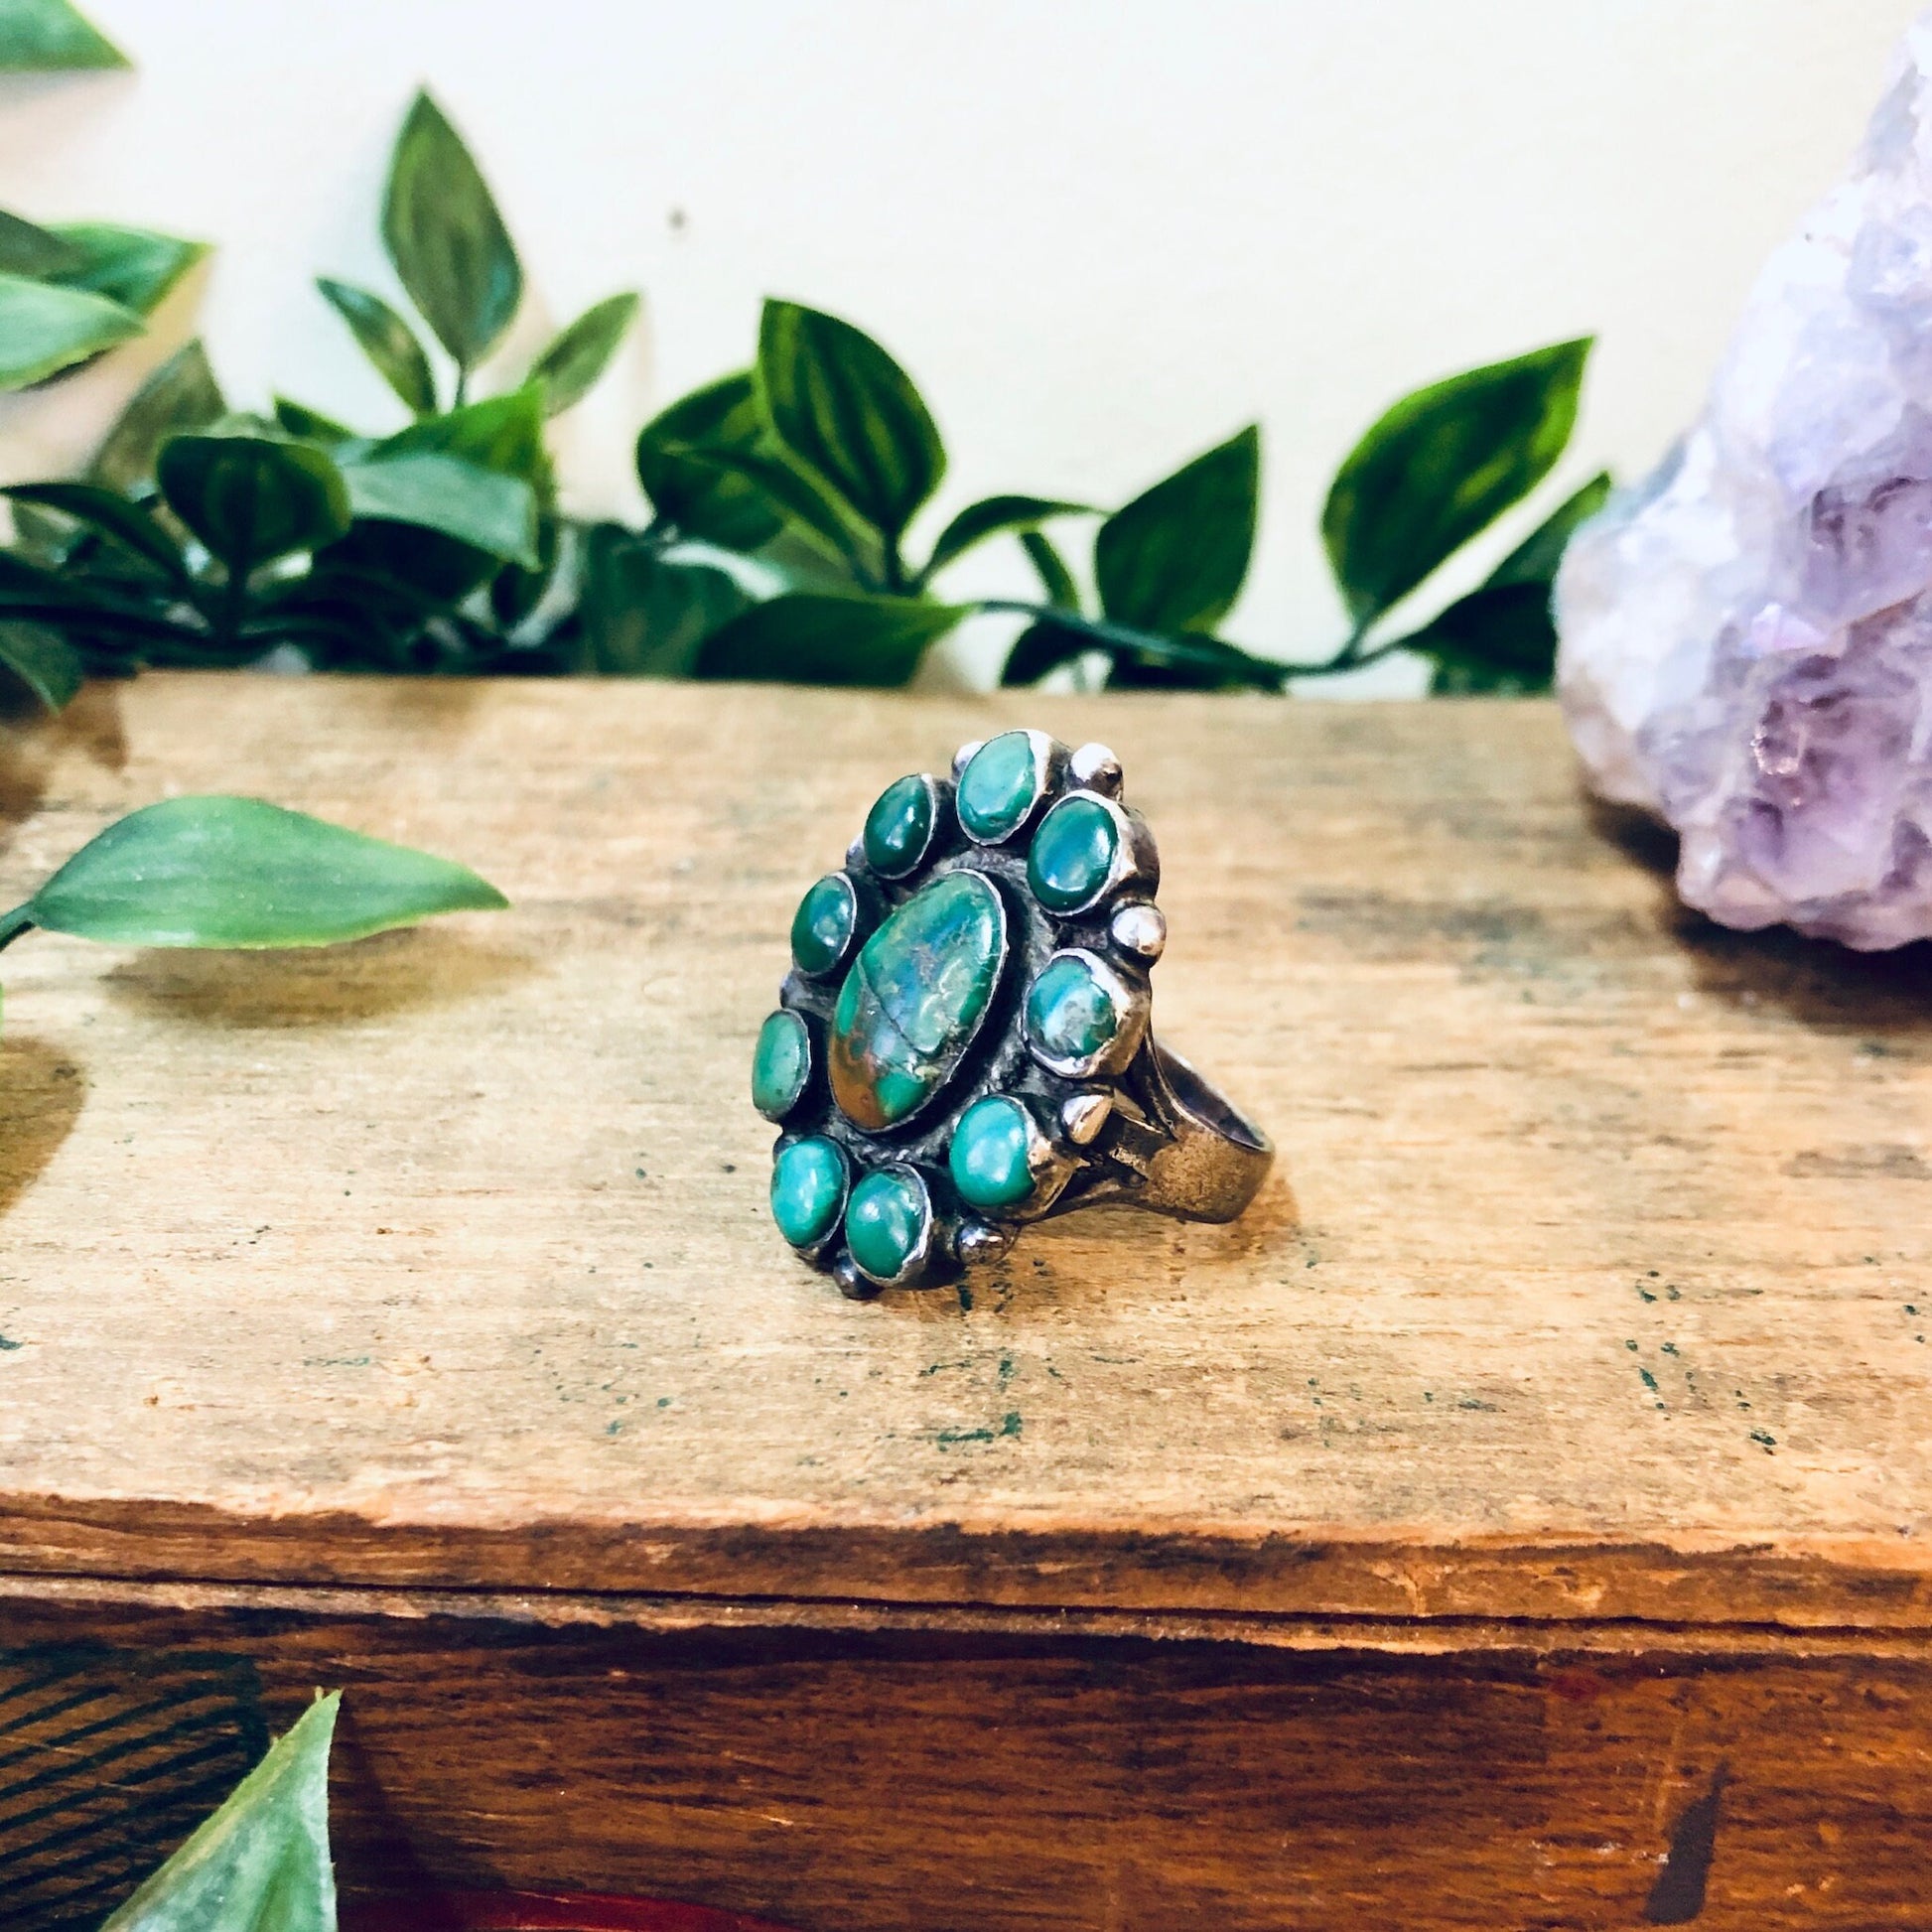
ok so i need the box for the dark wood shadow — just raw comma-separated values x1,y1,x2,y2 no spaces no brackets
0,1035,85,1219
99,924,536,1031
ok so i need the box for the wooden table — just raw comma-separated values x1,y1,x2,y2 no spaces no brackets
1,676,1928,1929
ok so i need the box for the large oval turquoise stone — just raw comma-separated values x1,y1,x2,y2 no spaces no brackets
829,870,1006,1130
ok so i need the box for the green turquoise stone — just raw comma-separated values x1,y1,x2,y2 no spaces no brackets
770,1137,847,1248
949,1094,1036,1210
829,871,1006,1130
752,1010,810,1119
1027,954,1118,1063
791,873,856,976
957,731,1042,841
863,774,934,878
1029,794,1119,912
845,1166,928,1282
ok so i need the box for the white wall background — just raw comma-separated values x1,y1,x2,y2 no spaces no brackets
0,0,1921,685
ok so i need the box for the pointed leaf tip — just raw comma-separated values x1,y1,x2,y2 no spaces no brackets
1095,424,1260,634
27,797,508,949
1322,337,1594,626
101,1691,341,1932
381,88,522,370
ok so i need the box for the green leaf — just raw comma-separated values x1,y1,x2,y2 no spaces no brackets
381,88,522,370
27,797,507,948
157,437,351,574
91,340,226,494
378,386,547,488
1,481,187,582
0,272,143,389
341,452,538,566
299,519,499,619
1322,338,1593,626
634,371,782,550
669,442,874,580
316,276,437,416
97,1693,338,1932
0,621,82,709
696,591,962,685
531,291,638,416
0,207,84,278
1484,469,1613,590
758,299,944,541
1021,529,1079,612
1001,619,1086,687
574,523,750,676
47,222,207,316
274,396,355,444
0,0,127,69
1094,424,1259,633
923,494,1092,580
1396,579,1559,694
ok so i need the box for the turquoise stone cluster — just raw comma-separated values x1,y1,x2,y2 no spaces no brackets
753,729,1161,1294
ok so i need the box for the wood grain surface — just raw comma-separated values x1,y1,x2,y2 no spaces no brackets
4,1593,1930,1932
0,676,1927,1632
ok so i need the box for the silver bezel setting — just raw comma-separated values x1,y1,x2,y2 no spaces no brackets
865,771,941,881
770,1132,852,1264
754,1008,815,1123
845,1161,936,1288
1030,789,1148,916
792,870,864,980
958,728,1056,847
1025,946,1148,1081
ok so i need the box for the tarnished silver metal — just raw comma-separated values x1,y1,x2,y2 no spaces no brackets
1037,1037,1272,1225
755,728,1273,1296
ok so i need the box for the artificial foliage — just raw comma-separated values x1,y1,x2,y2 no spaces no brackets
0,89,1604,703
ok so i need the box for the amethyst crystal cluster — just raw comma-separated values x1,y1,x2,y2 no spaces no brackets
1557,22,1932,949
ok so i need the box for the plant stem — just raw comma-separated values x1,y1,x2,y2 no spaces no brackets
975,601,1285,690
453,366,470,408
0,905,35,955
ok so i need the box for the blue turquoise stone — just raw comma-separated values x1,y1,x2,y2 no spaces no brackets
770,1137,847,1248
791,873,856,976
863,774,934,878
1027,954,1118,1063
1029,794,1119,912
752,1010,810,1119
957,731,1042,841
829,871,1005,1130
845,1166,928,1282
949,1094,1036,1210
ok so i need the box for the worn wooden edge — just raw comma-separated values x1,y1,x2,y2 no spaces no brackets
6,1496,1932,1637
8,1568,1932,1665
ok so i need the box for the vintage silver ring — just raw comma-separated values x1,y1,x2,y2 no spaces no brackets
751,729,1274,1297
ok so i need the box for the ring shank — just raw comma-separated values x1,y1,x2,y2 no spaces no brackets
1046,1036,1274,1226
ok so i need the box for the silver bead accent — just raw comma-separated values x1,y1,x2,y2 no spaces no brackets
1069,742,1123,794
957,1220,1016,1264
1061,1091,1111,1146
1110,901,1167,959
952,739,985,777
833,1253,880,1301
846,835,868,872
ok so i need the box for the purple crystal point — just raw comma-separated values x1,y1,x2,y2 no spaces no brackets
1557,19,1932,949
